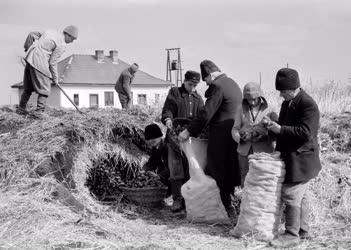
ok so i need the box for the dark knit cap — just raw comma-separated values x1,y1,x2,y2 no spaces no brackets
184,70,201,83
275,68,300,91
144,124,162,140
200,60,221,81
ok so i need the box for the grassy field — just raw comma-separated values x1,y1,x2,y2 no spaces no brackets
0,82,350,250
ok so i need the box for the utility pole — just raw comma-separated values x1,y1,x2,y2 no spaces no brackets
286,62,289,68
166,48,182,87
259,72,262,87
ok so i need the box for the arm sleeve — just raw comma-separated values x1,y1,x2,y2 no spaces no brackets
49,44,64,83
231,106,242,143
279,100,319,141
188,85,223,136
161,88,177,124
24,31,42,52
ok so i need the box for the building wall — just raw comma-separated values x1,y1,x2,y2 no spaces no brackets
15,85,170,109
60,85,170,109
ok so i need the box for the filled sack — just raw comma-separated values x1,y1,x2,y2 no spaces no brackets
231,152,285,240
180,138,229,224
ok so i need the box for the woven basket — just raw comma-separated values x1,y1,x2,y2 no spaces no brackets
120,186,168,206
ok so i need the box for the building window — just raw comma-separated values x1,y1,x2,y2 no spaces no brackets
155,93,160,105
73,94,79,106
104,91,114,106
137,94,147,105
89,94,99,108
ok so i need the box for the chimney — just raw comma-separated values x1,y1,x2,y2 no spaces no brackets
110,50,118,64
95,50,104,63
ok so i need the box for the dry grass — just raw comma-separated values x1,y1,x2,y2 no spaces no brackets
0,82,351,250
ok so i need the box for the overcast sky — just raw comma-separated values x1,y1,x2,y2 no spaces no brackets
1,0,351,105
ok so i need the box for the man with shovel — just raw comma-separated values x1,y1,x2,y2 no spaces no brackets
16,25,79,118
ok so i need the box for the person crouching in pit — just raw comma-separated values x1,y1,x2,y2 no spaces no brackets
143,124,171,197
231,82,278,188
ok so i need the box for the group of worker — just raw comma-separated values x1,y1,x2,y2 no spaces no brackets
143,61,321,248
17,25,322,248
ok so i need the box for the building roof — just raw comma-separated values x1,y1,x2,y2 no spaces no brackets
12,53,172,88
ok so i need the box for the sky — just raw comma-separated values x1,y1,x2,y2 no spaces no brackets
1,0,351,105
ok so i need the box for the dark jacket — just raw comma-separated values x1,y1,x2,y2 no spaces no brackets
115,68,135,96
188,74,243,192
161,85,204,123
276,89,322,184
143,141,169,184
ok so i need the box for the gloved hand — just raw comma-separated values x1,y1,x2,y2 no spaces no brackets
165,119,173,130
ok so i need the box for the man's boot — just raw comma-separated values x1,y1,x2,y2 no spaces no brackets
220,191,237,224
270,205,301,248
299,197,312,240
170,180,185,213
170,180,185,212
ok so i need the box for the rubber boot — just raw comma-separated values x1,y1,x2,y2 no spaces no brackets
299,197,312,240
170,180,185,213
220,191,237,224
270,205,301,248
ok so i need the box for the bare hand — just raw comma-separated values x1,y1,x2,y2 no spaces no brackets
267,121,281,134
165,119,173,130
178,129,190,141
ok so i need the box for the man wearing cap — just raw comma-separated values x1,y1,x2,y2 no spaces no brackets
143,123,170,194
178,60,242,220
267,68,322,248
17,25,78,116
115,63,139,109
161,70,204,212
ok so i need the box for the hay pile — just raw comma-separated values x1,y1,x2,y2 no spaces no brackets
0,105,160,248
0,106,350,249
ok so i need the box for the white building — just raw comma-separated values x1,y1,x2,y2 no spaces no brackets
12,50,172,109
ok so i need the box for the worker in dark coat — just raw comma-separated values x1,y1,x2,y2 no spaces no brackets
115,63,139,109
267,68,322,248
178,60,242,220
143,124,170,193
161,70,204,212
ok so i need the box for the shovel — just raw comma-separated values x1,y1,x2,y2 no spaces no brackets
56,83,83,114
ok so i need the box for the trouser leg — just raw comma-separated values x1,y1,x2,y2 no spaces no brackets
238,154,249,188
19,90,32,109
281,183,308,236
36,94,47,111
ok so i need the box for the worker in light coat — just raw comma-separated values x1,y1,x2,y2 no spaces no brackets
17,25,78,115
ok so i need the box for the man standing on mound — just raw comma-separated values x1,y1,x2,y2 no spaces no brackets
178,60,242,221
267,68,322,248
17,25,79,117
115,63,139,110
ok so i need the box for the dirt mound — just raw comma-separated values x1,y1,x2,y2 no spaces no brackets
0,106,350,249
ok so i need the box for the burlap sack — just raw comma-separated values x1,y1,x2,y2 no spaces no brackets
180,138,229,224
231,152,285,240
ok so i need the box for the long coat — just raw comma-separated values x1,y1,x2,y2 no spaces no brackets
24,30,66,95
232,97,277,156
161,84,204,123
276,89,322,184
188,74,243,192
115,68,135,96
